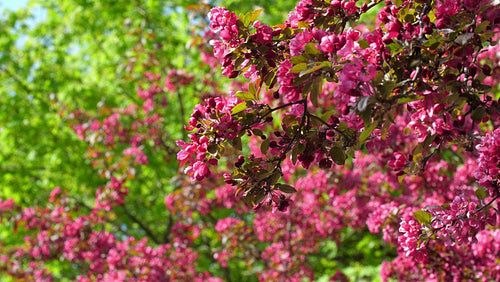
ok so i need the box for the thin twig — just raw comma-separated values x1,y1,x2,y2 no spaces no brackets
176,89,187,140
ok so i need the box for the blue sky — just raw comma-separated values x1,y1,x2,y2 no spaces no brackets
1,0,29,11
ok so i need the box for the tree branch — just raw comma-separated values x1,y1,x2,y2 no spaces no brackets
121,204,161,244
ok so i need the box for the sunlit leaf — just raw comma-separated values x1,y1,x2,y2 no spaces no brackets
231,102,248,114
413,210,432,226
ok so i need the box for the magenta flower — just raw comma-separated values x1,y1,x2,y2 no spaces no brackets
357,64,377,82
289,30,312,57
388,152,407,171
187,161,210,181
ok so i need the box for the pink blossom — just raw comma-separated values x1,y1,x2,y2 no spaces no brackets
289,30,312,57
123,146,148,165
388,152,407,171
49,187,61,203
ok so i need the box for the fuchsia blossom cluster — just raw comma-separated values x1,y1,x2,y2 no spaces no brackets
338,57,377,96
164,69,194,92
429,196,496,244
177,96,241,181
177,0,500,280
398,212,427,261
0,191,215,281
475,127,500,197
208,7,241,47
2,0,500,280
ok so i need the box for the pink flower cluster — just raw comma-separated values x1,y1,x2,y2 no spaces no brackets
63,71,175,187
94,177,128,212
475,127,500,196
367,202,400,243
123,146,148,165
251,21,274,44
319,33,346,53
398,213,427,261
338,57,377,96
8,0,497,280
429,196,496,245
472,229,500,278
276,60,302,102
388,152,407,171
208,7,240,47
177,96,241,181
1,189,220,281
164,69,194,92
289,30,313,57
407,102,453,143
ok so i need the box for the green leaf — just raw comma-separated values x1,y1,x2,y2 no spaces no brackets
246,9,263,23
235,91,255,101
293,73,310,86
475,187,488,201
476,84,492,92
231,102,248,114
422,134,436,148
428,9,436,22
282,115,299,126
242,9,263,26
358,39,369,49
302,81,313,97
398,5,409,18
249,83,257,95
329,146,346,165
232,136,243,151
413,210,432,226
359,121,378,143
360,107,372,126
397,95,423,104
290,55,307,64
471,107,486,121
276,183,297,193
321,110,336,122
297,21,309,29
404,14,415,23
299,61,331,77
253,189,267,204
264,71,277,88
379,81,396,97
381,121,391,140
297,143,305,154
412,144,423,157
398,174,406,184
252,128,263,137
422,38,441,49
310,76,323,107
304,43,320,55
290,62,307,73
269,171,281,185
386,42,403,53
475,20,490,33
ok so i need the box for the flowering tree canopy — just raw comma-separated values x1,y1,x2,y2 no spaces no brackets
0,0,499,281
